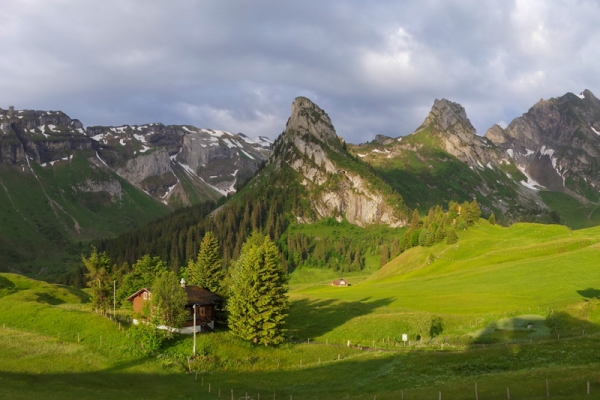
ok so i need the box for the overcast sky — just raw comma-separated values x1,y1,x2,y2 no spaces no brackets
0,0,598,143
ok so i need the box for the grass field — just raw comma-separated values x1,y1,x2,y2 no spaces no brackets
4,220,600,398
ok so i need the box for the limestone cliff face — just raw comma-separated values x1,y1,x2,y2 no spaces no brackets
269,97,406,227
485,90,600,200
116,148,175,187
173,127,268,195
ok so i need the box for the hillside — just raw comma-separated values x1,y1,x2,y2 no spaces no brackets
0,273,88,304
5,223,600,399
0,106,271,279
289,220,600,343
0,153,170,279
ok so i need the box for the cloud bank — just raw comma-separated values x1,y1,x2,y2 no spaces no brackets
0,0,598,143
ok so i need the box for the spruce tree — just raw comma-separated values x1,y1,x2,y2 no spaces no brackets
83,247,113,312
186,232,224,294
228,233,288,346
488,213,496,225
446,228,458,244
410,209,421,230
470,199,482,223
379,245,390,267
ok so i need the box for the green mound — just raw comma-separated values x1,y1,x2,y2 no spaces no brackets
0,273,88,304
472,314,552,343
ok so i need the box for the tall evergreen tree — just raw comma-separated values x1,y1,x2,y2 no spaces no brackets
380,244,390,267
228,233,288,346
470,199,482,222
446,228,458,244
185,232,224,294
410,209,421,230
83,247,113,312
488,213,496,225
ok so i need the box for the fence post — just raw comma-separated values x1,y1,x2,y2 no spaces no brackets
475,382,478,400
546,379,549,397
507,387,510,399
588,381,590,395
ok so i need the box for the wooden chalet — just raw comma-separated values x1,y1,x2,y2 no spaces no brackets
126,278,222,332
330,278,349,287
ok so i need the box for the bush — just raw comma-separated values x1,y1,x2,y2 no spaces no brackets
126,323,164,356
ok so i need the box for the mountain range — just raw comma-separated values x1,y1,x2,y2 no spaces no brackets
2,89,600,279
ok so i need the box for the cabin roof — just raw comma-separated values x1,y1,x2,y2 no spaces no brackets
125,287,151,302
183,285,222,306
125,285,222,306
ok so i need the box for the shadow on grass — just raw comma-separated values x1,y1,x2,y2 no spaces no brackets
470,311,599,346
286,297,393,339
577,288,600,300
57,284,90,303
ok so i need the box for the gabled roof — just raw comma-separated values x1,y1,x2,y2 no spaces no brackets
125,287,151,302
184,285,222,306
125,285,222,306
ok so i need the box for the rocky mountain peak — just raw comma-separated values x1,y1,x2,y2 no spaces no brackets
286,97,338,145
420,98,477,135
373,134,394,145
484,124,509,145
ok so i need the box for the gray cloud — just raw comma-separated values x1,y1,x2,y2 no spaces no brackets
0,0,598,143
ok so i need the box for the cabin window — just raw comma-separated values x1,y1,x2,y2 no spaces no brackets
199,307,206,317
142,292,147,300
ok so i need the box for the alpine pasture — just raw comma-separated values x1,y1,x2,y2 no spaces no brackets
3,220,600,399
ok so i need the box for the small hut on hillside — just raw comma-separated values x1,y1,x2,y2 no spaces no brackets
330,278,349,287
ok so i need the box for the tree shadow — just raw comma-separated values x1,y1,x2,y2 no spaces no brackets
286,297,394,339
56,284,90,303
577,287,600,300
469,310,599,347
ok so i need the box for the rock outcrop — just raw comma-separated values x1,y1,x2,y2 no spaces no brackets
267,97,407,227
414,99,501,168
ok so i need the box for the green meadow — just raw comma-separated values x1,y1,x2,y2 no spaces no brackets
3,220,600,398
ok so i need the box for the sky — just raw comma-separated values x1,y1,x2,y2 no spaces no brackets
0,0,599,144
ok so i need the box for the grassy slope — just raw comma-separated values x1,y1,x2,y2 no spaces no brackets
5,222,600,398
288,221,600,343
539,190,600,229
0,273,89,304
0,154,169,279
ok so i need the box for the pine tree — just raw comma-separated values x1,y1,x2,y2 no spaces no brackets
469,199,482,223
227,233,288,346
379,245,390,267
419,229,430,246
488,213,496,225
410,209,421,230
446,228,458,244
186,232,224,294
83,247,113,312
